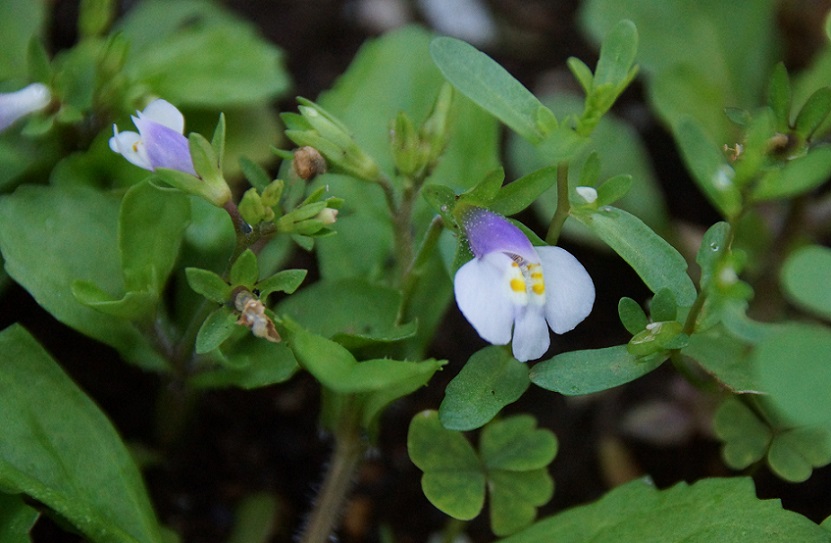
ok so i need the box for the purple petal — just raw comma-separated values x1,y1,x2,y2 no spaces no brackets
461,207,537,262
134,116,196,175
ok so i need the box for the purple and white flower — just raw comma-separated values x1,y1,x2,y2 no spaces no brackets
0,83,51,133
109,99,196,175
454,207,595,362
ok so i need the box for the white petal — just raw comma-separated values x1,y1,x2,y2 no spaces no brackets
454,255,516,345
511,306,550,362
109,126,152,170
138,99,185,134
536,246,595,334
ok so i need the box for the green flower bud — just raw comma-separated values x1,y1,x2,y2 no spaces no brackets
391,111,425,176
421,83,454,166
239,188,267,225
261,179,285,208
282,98,380,182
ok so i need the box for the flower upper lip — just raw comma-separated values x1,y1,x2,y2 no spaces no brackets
109,99,196,176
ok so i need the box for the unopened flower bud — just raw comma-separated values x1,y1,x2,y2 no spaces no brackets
316,208,339,225
293,146,327,180
0,83,52,133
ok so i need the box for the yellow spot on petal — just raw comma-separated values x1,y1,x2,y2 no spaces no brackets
532,283,545,295
510,278,526,292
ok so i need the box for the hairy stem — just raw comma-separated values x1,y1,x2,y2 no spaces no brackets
299,400,365,543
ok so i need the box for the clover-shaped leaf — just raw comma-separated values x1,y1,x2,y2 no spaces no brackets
480,415,557,471
714,396,831,483
409,411,557,536
408,410,485,521
768,427,831,483
713,397,770,470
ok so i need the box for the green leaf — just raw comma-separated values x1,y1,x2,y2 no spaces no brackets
498,477,830,543
489,166,558,216
0,325,163,543
618,297,648,335
195,307,238,354
674,117,741,218
581,0,779,144
408,410,485,521
439,347,529,431
422,183,459,222
713,397,771,470
285,321,441,394
121,4,289,107
480,416,557,471
230,249,259,288
462,167,505,204
530,345,664,396
211,113,226,171
0,185,166,371
567,57,594,95
683,328,760,393
755,324,831,427
191,339,298,390
509,92,668,241
256,269,307,299
753,147,831,201
239,156,272,193
185,267,231,304
781,245,831,320
276,278,416,347
595,174,632,206
768,62,792,130
768,427,831,483
0,492,39,543
593,19,638,89
430,36,554,143
489,469,554,537
71,280,157,321
0,0,45,80
696,222,730,290
571,205,697,306
794,87,831,140
649,288,677,322
119,181,190,294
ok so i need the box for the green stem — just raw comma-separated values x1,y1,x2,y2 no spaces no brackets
299,399,366,543
397,215,445,324
545,163,571,245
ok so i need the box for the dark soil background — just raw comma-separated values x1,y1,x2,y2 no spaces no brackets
4,1,831,542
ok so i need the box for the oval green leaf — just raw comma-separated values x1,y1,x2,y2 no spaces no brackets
439,347,530,431
0,325,163,543
781,245,831,320
530,345,664,396
572,205,697,306
430,36,553,143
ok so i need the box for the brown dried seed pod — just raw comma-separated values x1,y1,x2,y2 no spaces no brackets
293,146,327,180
